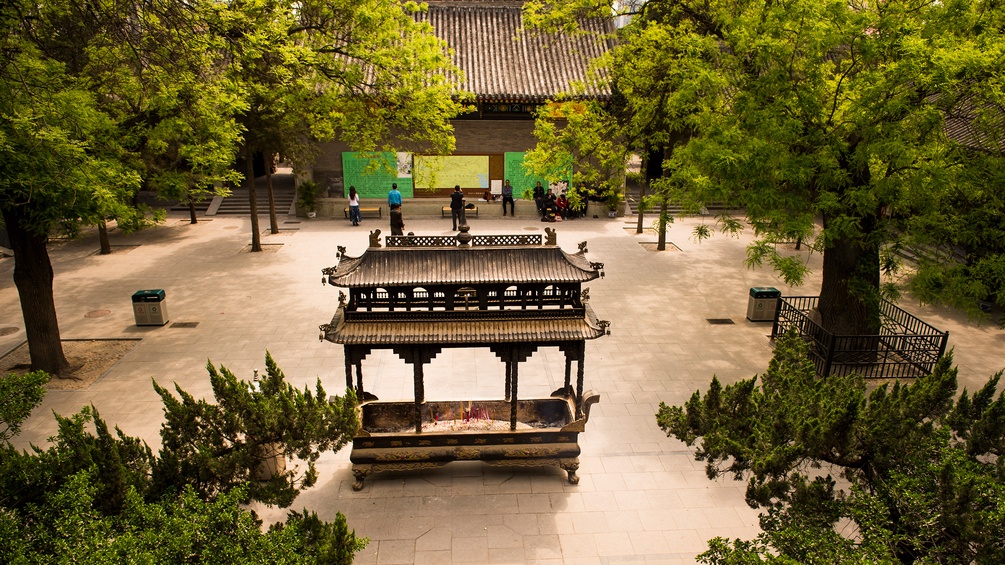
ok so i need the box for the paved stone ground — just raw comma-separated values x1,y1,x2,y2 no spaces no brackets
2,208,1002,565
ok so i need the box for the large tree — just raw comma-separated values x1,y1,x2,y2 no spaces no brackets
1,0,242,375
526,0,1005,336
657,331,1005,563
215,0,467,250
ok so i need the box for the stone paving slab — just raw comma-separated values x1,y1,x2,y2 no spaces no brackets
2,210,1002,564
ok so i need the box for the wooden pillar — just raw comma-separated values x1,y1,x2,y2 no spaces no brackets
576,341,586,419
489,345,536,431
392,346,440,434
413,359,424,433
344,355,353,389
564,355,572,390
355,360,364,396
504,361,512,401
510,348,519,431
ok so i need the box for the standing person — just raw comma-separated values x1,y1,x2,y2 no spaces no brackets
501,179,515,216
533,181,545,215
389,204,405,236
387,183,402,208
449,185,466,231
348,186,361,226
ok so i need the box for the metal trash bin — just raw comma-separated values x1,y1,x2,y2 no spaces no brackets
746,287,781,322
132,289,169,326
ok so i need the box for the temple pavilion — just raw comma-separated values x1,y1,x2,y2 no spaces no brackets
320,228,609,489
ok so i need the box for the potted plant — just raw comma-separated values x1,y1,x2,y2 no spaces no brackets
605,190,623,218
296,180,320,218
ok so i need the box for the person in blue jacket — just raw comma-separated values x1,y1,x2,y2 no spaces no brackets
387,183,402,207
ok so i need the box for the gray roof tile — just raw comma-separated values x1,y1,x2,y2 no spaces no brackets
419,2,614,101
329,246,600,287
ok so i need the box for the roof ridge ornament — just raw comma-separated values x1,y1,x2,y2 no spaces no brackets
577,241,588,254
456,223,473,247
369,229,382,248
545,227,557,246
321,248,345,285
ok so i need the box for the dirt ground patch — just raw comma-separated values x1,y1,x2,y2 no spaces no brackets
0,339,139,390
638,242,682,252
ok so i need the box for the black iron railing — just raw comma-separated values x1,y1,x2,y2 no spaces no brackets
772,296,949,378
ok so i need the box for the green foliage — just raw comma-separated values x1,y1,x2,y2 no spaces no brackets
0,356,367,562
0,471,365,564
0,406,155,516
220,0,468,172
525,0,1005,334
296,181,321,213
657,331,1005,563
0,371,49,445
152,352,359,507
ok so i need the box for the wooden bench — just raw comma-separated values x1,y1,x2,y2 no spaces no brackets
345,207,382,219
441,206,478,218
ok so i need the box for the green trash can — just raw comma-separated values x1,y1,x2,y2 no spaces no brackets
746,287,781,322
132,289,169,326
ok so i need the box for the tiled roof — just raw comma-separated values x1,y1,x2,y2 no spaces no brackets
329,246,600,287
419,2,614,102
943,106,1005,153
324,306,606,344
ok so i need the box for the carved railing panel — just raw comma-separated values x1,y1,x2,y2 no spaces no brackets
384,234,544,247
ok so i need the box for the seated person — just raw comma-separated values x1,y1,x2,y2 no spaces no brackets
540,194,558,222
482,189,496,202
555,193,569,219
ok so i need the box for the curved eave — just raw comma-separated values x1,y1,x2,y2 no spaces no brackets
322,304,606,345
326,247,601,288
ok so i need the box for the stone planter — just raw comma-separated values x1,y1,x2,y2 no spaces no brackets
253,442,287,480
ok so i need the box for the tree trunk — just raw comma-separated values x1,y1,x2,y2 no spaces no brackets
1,206,71,376
817,213,882,337
97,220,111,255
265,161,278,234
188,197,198,224
656,199,669,251
635,153,651,233
246,145,262,252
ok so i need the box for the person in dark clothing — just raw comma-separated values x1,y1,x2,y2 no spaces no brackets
501,179,515,216
540,189,558,222
389,204,405,235
449,185,466,230
533,181,545,215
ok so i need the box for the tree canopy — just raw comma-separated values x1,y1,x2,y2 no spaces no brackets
215,0,468,249
2,0,467,374
525,0,1005,334
657,331,1005,563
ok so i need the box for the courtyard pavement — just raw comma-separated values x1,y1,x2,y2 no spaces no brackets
2,204,1003,564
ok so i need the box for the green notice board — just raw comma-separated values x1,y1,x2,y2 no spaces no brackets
413,155,489,189
503,152,570,198
342,152,413,199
